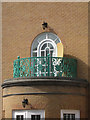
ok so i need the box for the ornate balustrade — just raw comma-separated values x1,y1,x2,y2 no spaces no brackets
13,55,77,78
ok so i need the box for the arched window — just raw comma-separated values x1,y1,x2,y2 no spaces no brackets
31,32,61,57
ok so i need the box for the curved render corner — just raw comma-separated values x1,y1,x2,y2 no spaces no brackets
2,77,88,118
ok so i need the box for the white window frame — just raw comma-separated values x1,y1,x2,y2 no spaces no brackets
61,109,80,120
31,32,61,57
37,39,57,57
12,110,45,119
27,110,45,119
12,111,26,119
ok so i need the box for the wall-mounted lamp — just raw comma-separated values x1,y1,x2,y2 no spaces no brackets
22,99,28,108
42,22,48,30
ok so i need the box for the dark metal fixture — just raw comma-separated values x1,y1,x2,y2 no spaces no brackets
42,22,48,30
22,99,28,108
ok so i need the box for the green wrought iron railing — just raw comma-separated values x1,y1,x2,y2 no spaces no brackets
13,55,77,78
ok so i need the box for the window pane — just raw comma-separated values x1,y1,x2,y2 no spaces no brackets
31,115,35,120
33,52,37,57
71,114,75,120
32,41,38,51
55,39,60,44
63,114,75,120
21,115,23,120
31,115,40,120
16,115,23,120
68,114,70,120
37,34,46,42
16,115,20,120
37,115,40,120
50,51,53,57
46,48,49,56
48,33,57,41
41,51,44,56
63,114,66,120
41,43,47,50
48,43,54,49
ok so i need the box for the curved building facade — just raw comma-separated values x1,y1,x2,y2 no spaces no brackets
1,2,89,120
2,77,88,119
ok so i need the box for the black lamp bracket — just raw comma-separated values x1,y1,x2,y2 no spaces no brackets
42,22,48,30
22,99,28,108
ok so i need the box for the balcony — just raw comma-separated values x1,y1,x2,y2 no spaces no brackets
13,55,77,78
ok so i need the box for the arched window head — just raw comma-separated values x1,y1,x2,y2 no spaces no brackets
31,32,62,57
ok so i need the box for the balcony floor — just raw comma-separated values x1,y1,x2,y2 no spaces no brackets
2,76,88,89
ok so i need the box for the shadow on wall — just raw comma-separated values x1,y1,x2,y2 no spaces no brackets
64,54,88,80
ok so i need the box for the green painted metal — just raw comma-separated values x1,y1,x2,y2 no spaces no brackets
13,56,20,78
47,54,50,76
13,56,77,78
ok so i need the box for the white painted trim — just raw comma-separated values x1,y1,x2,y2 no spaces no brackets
38,39,57,57
12,111,26,118
31,32,60,57
61,109,80,119
27,110,45,119
12,110,45,119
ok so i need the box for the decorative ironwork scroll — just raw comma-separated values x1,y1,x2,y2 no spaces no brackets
13,56,77,78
